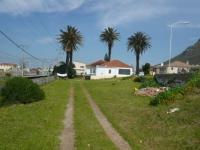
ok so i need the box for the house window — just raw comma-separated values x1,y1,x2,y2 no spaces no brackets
109,69,111,74
80,66,84,68
90,68,96,74
171,67,173,70
118,69,130,75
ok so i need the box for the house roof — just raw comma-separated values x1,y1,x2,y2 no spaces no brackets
88,60,106,66
154,61,192,68
88,60,131,68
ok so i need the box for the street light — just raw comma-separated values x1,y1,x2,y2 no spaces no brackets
168,21,190,67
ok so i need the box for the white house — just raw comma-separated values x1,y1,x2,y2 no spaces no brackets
0,63,17,72
153,61,192,74
73,61,86,76
86,60,133,79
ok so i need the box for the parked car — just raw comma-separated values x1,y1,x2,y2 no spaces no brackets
138,72,144,76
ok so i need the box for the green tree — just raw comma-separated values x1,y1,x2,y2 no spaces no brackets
142,63,151,75
128,32,151,75
100,27,120,61
104,53,109,61
58,25,83,73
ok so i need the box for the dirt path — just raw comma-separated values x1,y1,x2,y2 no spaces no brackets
60,87,74,150
82,87,132,150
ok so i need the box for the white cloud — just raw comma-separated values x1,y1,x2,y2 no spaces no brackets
0,0,173,26
0,0,86,15
86,0,173,27
37,37,54,44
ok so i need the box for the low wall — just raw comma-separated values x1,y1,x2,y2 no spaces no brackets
30,76,56,85
154,73,192,87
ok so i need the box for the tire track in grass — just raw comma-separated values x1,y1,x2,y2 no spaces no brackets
60,87,74,150
82,86,132,150
74,83,116,150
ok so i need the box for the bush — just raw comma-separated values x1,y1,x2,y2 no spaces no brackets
133,76,144,82
1,77,45,104
140,78,160,88
67,65,76,79
142,63,151,75
5,72,12,77
184,72,200,94
150,86,184,106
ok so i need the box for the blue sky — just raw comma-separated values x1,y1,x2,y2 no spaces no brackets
0,0,200,68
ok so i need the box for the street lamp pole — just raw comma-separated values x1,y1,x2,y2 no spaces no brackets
168,21,190,67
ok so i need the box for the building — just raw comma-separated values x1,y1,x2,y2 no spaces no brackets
0,63,17,72
153,61,192,74
73,61,86,76
86,60,133,79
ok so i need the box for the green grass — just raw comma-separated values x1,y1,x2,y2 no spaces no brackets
84,80,200,150
73,82,116,150
0,80,70,150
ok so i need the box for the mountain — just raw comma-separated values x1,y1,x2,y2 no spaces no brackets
165,39,200,65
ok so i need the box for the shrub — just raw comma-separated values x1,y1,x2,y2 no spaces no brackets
1,77,45,104
133,76,144,82
184,72,200,94
5,72,12,77
67,65,76,79
140,78,160,88
142,63,151,75
150,86,184,106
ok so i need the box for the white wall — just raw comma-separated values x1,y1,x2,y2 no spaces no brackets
87,66,133,79
74,62,86,75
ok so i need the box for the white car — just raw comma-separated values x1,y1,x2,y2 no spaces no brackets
138,72,144,76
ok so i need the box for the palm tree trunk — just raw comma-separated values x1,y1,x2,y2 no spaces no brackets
108,44,112,61
136,53,140,75
66,51,70,72
70,51,73,67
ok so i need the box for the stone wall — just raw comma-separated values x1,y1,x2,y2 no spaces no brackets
31,76,56,85
154,73,192,87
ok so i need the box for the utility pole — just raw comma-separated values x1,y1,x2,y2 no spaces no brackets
21,51,24,77
168,21,190,67
19,44,29,77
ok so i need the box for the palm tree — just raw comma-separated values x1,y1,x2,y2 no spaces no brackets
100,27,120,61
127,32,151,75
58,25,83,72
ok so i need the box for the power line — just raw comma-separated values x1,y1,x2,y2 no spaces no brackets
0,30,42,62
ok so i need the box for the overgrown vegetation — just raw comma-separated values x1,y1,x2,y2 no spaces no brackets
150,86,184,105
140,77,160,88
1,77,44,104
133,76,144,82
151,72,200,106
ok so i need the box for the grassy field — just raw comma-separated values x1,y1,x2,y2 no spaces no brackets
84,79,200,150
0,78,199,150
0,80,70,150
73,82,116,150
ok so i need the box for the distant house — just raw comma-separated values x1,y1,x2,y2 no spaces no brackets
73,61,86,76
153,61,192,74
86,60,133,79
0,63,17,72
